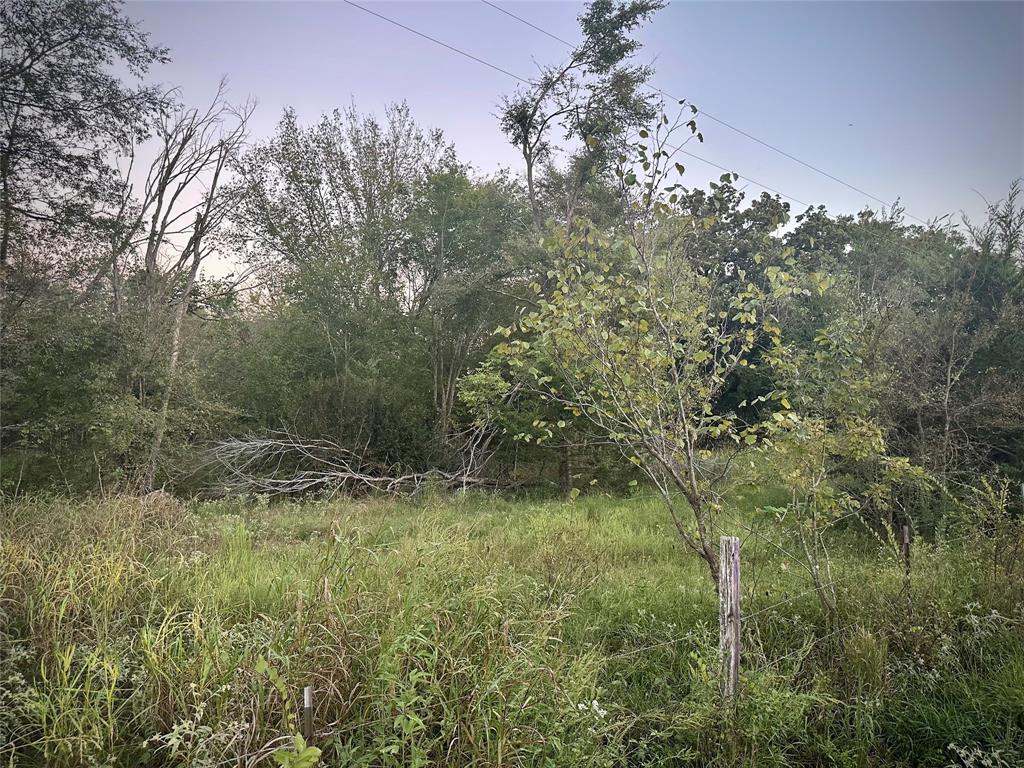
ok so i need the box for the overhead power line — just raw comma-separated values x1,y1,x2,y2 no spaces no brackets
479,0,927,224
671,147,811,208
342,0,813,209
342,0,529,84
480,0,575,47
684,101,909,214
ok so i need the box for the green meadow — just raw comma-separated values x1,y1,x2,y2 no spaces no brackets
2,488,1020,767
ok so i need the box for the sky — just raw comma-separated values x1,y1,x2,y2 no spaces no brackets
128,0,1024,227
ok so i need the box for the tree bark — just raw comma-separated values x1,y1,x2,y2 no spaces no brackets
557,446,572,496
141,257,199,491
0,133,14,266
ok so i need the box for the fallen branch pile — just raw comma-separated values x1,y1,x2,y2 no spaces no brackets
208,427,499,496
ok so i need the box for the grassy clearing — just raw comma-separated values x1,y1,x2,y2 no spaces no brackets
1,488,1021,767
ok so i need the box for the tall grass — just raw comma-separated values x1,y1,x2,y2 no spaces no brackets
1,491,1021,766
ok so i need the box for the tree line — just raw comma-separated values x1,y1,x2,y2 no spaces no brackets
2,0,1021,542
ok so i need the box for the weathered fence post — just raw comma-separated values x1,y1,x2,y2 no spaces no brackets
900,524,911,577
303,685,313,742
718,535,741,702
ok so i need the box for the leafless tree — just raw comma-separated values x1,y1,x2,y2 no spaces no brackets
113,83,254,490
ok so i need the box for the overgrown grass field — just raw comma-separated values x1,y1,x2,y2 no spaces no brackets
1,487,1021,767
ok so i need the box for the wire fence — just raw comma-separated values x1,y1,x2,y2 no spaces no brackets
602,522,983,667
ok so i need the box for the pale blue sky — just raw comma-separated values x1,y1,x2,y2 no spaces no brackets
129,1,1024,224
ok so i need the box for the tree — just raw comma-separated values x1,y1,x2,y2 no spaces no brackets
406,169,528,448
232,103,454,307
771,308,930,620
499,0,664,233
0,0,174,491
464,123,822,587
133,89,252,489
0,0,167,266
225,104,526,473
785,184,1024,491
496,0,667,492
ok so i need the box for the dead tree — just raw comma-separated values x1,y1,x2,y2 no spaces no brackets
128,84,252,490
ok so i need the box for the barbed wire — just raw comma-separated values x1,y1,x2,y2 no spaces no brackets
602,521,983,663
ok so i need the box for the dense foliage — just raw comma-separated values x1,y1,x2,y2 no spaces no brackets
0,2,1022,765
2,0,1021,502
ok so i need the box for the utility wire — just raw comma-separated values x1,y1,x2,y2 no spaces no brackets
479,0,802,204
689,101,916,218
342,0,812,209
479,0,928,224
670,146,811,208
343,0,529,84
480,0,574,47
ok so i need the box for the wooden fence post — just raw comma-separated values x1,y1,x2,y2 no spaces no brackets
302,685,313,742
900,524,911,577
718,535,741,702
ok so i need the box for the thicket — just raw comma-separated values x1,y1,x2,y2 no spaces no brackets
2,0,1022,505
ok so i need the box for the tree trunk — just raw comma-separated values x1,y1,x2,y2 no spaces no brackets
523,150,542,233
0,137,14,266
558,446,572,496
142,260,198,491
